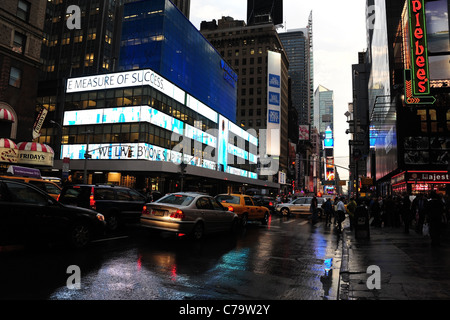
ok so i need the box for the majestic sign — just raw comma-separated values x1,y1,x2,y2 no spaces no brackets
405,0,436,104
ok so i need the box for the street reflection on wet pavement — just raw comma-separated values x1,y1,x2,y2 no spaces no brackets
0,215,344,300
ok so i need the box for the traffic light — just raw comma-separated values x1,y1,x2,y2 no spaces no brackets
180,162,187,174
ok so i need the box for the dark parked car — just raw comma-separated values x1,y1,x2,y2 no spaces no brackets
0,178,106,249
58,184,148,231
252,195,277,214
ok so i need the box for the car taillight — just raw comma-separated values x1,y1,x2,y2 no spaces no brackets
269,202,273,206
170,209,185,220
228,206,234,212
89,187,96,210
142,205,150,216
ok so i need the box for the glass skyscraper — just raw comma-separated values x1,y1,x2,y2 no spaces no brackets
279,28,311,126
119,0,237,122
314,85,334,136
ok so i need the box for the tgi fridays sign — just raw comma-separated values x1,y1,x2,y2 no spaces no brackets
0,139,18,163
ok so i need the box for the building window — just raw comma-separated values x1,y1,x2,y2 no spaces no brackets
9,67,22,88
61,33,70,45
16,0,30,21
105,30,112,44
46,60,55,72
85,53,94,67
87,28,97,41
13,32,26,54
74,30,83,43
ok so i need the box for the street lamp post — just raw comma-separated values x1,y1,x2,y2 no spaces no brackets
83,130,93,184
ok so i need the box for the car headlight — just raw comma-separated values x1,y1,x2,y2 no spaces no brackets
96,213,105,222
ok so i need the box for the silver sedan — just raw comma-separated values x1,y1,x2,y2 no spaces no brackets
140,192,239,240
275,197,324,217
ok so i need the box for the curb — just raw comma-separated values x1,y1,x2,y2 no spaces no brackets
338,227,351,300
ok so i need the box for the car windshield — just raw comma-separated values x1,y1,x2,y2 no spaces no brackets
216,195,240,204
156,194,194,206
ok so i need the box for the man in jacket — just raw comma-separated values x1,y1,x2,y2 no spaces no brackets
336,197,346,232
346,197,357,231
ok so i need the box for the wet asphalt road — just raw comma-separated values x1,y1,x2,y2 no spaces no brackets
0,215,345,300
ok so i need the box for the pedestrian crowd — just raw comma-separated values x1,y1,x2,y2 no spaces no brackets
346,192,450,247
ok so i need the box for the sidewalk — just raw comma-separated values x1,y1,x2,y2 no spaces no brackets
338,220,450,300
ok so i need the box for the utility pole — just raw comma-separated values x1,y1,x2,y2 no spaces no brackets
180,162,187,192
83,130,93,184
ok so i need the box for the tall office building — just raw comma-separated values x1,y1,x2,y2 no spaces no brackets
0,0,47,144
37,0,123,159
279,27,312,126
314,85,334,135
170,0,190,19
247,0,283,26
278,13,315,194
37,0,191,157
201,16,290,182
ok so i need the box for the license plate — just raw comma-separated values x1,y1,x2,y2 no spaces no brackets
152,210,165,217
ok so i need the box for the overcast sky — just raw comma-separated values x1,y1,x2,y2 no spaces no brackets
190,0,368,180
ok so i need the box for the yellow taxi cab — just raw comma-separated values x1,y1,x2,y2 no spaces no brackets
215,194,270,226
0,166,62,200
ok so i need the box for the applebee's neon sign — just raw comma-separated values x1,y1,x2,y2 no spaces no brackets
408,0,430,95
404,0,436,105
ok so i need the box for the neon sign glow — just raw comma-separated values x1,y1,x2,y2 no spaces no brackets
405,0,436,104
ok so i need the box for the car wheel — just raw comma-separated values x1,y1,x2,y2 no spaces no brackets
192,222,204,240
68,223,91,249
106,213,119,232
241,214,248,227
281,208,290,217
261,213,269,225
230,218,239,234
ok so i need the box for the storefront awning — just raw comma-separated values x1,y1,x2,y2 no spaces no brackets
0,138,18,163
17,142,54,167
0,109,15,122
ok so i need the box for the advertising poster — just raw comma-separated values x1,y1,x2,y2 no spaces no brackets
217,115,229,172
266,50,281,157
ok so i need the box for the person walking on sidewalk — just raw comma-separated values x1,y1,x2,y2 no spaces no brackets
401,193,412,234
323,198,334,226
310,196,319,225
336,197,346,233
346,197,357,231
425,191,445,247
412,193,426,234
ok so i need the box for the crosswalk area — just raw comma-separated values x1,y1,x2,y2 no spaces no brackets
268,217,323,228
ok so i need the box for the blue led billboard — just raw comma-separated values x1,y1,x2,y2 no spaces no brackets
119,0,237,123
